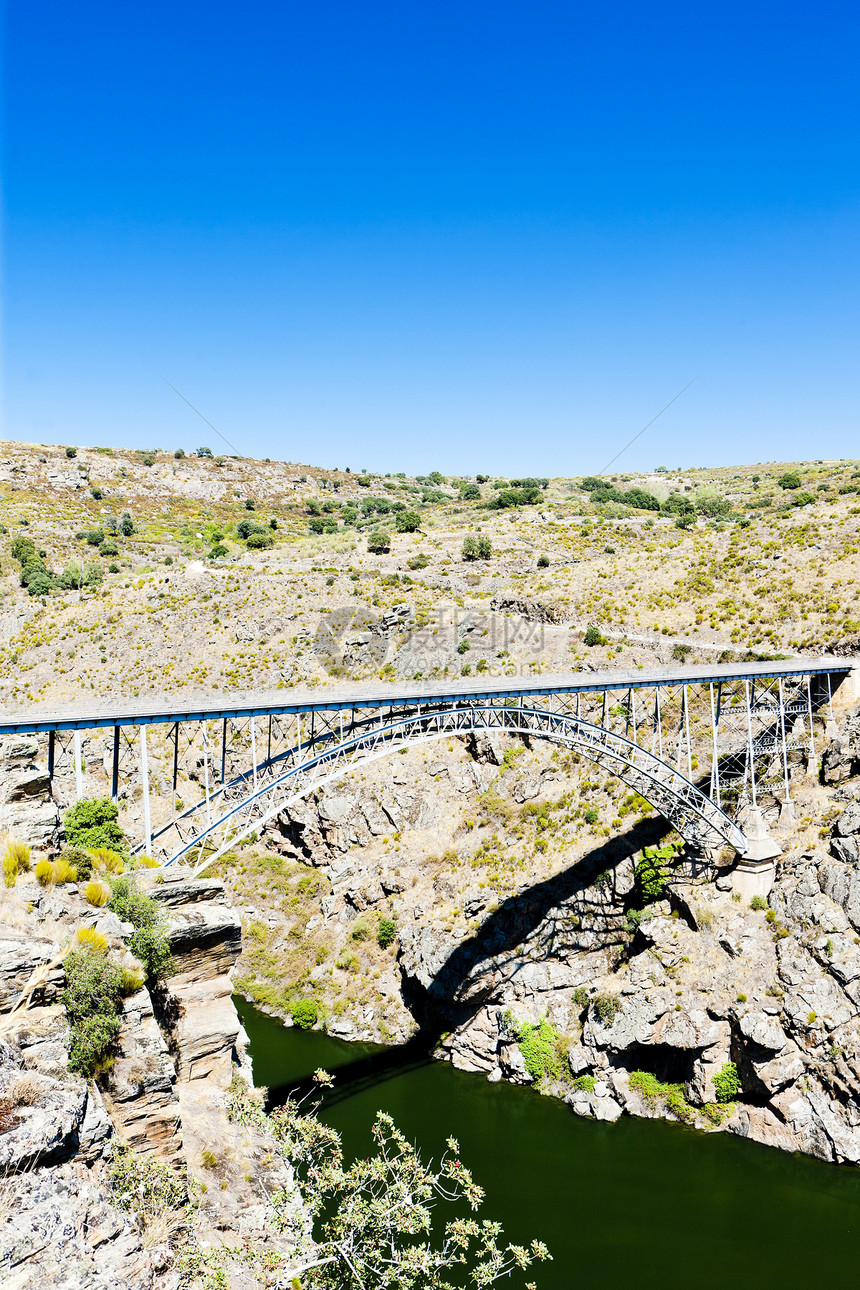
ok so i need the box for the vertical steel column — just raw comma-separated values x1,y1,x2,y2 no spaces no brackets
631,688,637,745
73,731,84,801
683,685,692,780
778,677,791,804
655,690,663,758
140,726,152,857
47,729,56,779
744,679,757,807
709,682,721,808
601,690,607,728
251,716,258,792
267,715,273,763
171,723,179,793
806,675,816,758
827,672,834,721
202,727,212,827
221,718,227,785
111,725,121,798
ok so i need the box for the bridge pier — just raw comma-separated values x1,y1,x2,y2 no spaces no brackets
732,806,781,901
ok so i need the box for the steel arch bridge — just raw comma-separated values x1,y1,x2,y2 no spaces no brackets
2,657,855,873
157,703,747,874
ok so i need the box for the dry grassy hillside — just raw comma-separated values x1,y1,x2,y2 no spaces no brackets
0,441,858,707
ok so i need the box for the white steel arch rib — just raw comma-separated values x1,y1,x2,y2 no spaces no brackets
152,704,747,876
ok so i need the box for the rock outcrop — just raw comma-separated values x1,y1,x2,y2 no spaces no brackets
0,736,62,852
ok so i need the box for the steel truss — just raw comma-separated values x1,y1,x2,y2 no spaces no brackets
156,703,747,876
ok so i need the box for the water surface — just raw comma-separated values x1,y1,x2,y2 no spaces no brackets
237,998,860,1290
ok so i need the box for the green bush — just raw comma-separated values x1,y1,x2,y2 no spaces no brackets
750,894,767,911
593,993,621,1026
584,625,605,646
571,1074,596,1093
629,1070,692,1121
108,1138,187,1213
462,534,479,561
377,918,396,948
537,555,550,568
583,806,599,824
290,999,319,1030
367,530,390,554
246,531,274,550
713,1061,741,1103
507,1014,563,1082
209,543,228,558
10,537,37,564
395,510,420,532
64,797,126,852
99,539,119,556
107,876,173,982
62,949,124,1076
777,471,801,490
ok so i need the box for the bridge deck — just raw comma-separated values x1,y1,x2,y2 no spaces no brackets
0,656,853,735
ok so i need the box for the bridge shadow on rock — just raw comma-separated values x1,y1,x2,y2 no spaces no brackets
405,814,671,1027
266,815,671,1110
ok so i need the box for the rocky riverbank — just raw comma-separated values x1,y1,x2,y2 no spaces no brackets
211,705,860,1166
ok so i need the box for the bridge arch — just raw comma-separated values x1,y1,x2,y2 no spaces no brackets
150,703,748,875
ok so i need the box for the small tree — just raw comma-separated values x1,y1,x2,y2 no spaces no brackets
395,510,420,533
367,530,390,554
777,470,801,490
476,534,492,559
462,534,478,561
64,797,126,852
226,1076,551,1287
119,514,136,537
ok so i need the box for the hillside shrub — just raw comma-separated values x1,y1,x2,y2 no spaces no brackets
778,471,801,490
246,531,274,550
367,530,390,554
377,918,396,948
629,1070,692,1121
584,625,605,646
291,999,319,1030
64,798,126,852
506,1014,563,1082
62,948,124,1076
593,993,621,1026
35,859,54,885
107,876,172,982
713,1061,741,1103
395,510,420,532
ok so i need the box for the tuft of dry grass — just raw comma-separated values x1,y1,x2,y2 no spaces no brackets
76,926,109,953
84,879,110,907
6,1071,45,1107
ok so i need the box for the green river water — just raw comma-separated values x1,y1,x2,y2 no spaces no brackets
237,998,860,1290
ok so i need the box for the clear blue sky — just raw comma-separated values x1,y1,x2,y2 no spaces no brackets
3,1,858,475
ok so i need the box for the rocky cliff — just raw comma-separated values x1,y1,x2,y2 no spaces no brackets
211,704,860,1166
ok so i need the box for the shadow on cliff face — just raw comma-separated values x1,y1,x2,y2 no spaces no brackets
401,814,671,1027
267,815,671,1110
